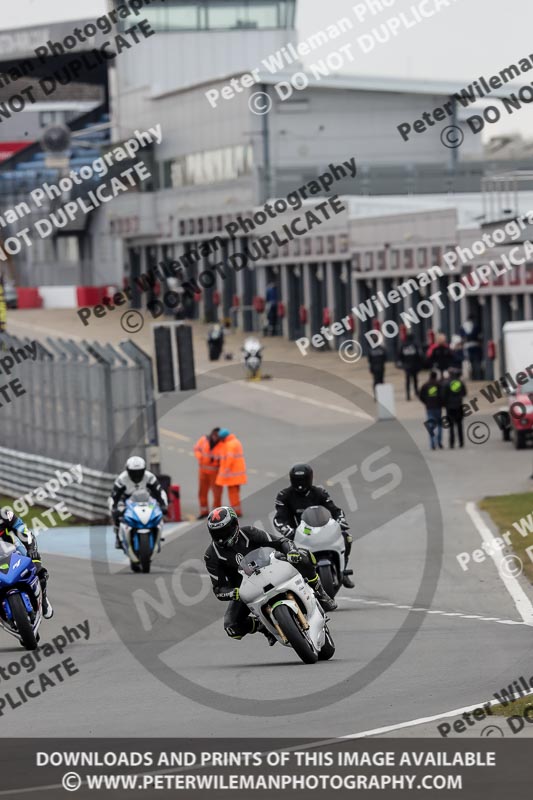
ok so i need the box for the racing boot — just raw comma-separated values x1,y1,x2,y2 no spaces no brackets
37,567,54,619
308,575,337,611
256,622,277,646
42,594,54,620
342,570,355,589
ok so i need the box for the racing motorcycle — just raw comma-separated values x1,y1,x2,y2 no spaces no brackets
293,506,346,599
242,337,263,380
0,539,42,650
238,546,335,664
118,489,164,574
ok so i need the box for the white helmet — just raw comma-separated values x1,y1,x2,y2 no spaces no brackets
126,456,146,484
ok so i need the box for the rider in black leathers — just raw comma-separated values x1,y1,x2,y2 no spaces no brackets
273,463,354,588
204,506,337,643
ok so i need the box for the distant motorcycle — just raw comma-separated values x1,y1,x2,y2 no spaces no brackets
118,490,164,573
238,546,335,664
242,337,263,379
293,506,346,599
0,540,43,650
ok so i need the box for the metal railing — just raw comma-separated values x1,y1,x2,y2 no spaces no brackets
0,334,154,474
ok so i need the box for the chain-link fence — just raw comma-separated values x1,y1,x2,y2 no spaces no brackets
0,334,154,473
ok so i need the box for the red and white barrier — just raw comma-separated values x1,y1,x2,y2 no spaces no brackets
16,285,116,310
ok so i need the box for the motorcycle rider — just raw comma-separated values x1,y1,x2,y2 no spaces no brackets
109,456,168,549
0,509,53,618
204,506,337,644
273,464,354,589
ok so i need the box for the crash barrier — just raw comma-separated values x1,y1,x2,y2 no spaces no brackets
152,323,196,393
16,285,117,309
0,447,113,521
0,333,158,472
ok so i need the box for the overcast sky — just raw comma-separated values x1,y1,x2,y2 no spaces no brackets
3,0,532,137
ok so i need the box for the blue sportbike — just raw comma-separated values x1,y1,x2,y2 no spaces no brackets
118,489,164,573
0,539,42,650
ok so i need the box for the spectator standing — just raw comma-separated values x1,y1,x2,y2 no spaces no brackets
426,333,452,377
367,343,387,400
419,370,443,450
460,315,483,380
397,333,423,400
441,368,467,448
214,429,247,515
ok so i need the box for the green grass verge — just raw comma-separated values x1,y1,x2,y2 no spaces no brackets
479,492,533,584
0,495,82,528
491,695,533,719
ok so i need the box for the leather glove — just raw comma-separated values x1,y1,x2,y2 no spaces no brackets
286,549,302,564
216,588,240,601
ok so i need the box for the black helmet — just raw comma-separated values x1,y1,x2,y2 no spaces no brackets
207,506,240,548
289,463,313,493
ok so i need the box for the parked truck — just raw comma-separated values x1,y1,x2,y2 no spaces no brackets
497,321,533,449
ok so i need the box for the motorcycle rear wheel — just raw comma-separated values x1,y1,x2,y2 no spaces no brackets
272,604,318,664
317,626,335,661
10,593,38,650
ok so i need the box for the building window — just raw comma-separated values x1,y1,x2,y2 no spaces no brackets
390,249,399,269
363,251,373,271
417,248,427,268
39,110,64,127
304,238,312,255
327,236,335,254
293,239,300,256
123,1,296,32
315,237,323,255
338,234,348,253
404,249,414,269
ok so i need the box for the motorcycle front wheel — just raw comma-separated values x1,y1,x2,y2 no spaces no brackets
138,535,152,573
318,563,338,599
10,593,38,650
272,604,318,664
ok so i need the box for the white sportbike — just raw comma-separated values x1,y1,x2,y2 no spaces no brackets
293,506,347,599
237,546,335,664
242,337,263,379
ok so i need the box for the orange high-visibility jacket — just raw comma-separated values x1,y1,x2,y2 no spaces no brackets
194,435,224,475
216,434,247,486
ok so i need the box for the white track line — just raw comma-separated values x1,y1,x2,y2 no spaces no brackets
246,382,370,420
338,596,526,626
466,502,533,626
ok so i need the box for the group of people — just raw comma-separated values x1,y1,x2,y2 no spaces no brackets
367,318,483,401
419,369,468,450
193,428,246,517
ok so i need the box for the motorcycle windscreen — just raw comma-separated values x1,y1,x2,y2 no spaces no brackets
240,547,275,576
301,506,331,527
130,489,151,504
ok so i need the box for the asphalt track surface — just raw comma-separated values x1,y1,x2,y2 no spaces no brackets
2,363,533,741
